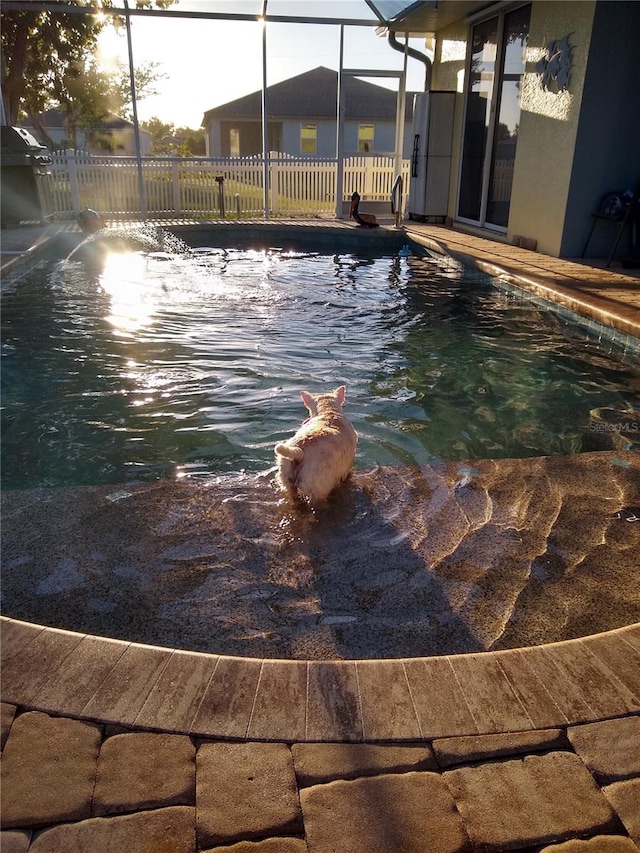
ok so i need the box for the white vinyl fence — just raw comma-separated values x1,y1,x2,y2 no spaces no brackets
49,151,410,219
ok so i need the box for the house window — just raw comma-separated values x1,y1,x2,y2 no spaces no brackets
300,124,317,154
229,128,240,157
358,124,374,153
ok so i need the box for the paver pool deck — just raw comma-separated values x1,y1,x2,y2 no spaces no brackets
1,219,639,852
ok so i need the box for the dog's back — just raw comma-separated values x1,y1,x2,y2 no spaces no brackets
275,386,357,503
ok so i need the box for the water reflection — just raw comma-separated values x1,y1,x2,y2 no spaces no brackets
99,252,159,334
1,246,638,489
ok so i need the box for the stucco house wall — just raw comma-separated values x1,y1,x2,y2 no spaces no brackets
279,118,337,157
426,0,639,258
205,120,221,158
508,1,597,256
561,0,640,257
208,117,408,158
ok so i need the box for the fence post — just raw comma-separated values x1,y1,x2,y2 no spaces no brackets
270,158,278,215
215,176,225,218
172,160,181,215
67,150,81,214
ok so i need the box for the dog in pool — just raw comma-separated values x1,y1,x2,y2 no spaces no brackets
275,386,357,504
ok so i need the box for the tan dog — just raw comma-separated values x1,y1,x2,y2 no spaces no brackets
275,386,357,503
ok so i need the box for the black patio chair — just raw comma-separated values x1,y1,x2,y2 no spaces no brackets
581,181,640,267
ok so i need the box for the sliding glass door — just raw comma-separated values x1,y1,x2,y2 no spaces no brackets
457,4,531,230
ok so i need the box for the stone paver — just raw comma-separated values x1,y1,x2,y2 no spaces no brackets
0,831,31,853
0,711,101,829
92,732,195,816
432,728,567,768
1,703,637,853
27,806,195,853
356,660,422,740
604,778,640,846
203,840,309,853
291,742,437,787
444,751,622,851
540,837,640,852
196,742,303,848
1,703,16,751
300,771,472,853
448,653,535,733
567,716,640,783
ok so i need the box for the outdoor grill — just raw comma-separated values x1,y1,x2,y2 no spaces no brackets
1,126,54,227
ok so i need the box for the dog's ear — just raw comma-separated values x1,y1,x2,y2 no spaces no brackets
300,390,315,411
335,386,346,405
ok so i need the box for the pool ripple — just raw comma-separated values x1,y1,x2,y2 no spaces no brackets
2,247,639,489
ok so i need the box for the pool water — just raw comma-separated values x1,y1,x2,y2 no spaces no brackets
2,244,639,490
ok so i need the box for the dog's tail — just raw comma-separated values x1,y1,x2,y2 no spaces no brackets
275,442,304,461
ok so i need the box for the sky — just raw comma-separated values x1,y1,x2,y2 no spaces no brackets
96,1,430,129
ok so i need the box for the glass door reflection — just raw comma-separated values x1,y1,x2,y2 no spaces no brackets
458,4,531,231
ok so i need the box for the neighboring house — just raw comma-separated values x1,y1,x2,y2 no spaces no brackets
392,0,639,259
202,66,416,159
25,109,152,155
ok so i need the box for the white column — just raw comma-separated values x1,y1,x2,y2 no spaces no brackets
261,4,269,218
335,25,345,219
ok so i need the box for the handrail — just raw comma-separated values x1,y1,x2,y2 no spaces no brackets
391,173,403,227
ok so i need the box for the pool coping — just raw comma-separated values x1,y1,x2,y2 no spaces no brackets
2,615,639,743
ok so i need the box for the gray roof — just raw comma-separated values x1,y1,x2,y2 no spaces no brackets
32,109,136,130
203,66,416,123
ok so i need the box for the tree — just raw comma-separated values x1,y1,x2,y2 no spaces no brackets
1,0,173,126
141,117,175,154
24,55,164,150
107,59,164,123
179,126,206,157
62,57,164,148
141,118,206,157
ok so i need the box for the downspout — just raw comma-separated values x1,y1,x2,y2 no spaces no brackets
387,31,432,91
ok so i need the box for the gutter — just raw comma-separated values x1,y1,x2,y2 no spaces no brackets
387,31,432,90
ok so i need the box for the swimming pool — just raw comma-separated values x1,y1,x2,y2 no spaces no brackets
2,231,639,659
1,239,638,490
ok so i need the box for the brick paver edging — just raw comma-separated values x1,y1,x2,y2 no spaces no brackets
1,616,639,742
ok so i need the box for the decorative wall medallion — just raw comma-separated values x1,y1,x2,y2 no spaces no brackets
535,34,573,92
